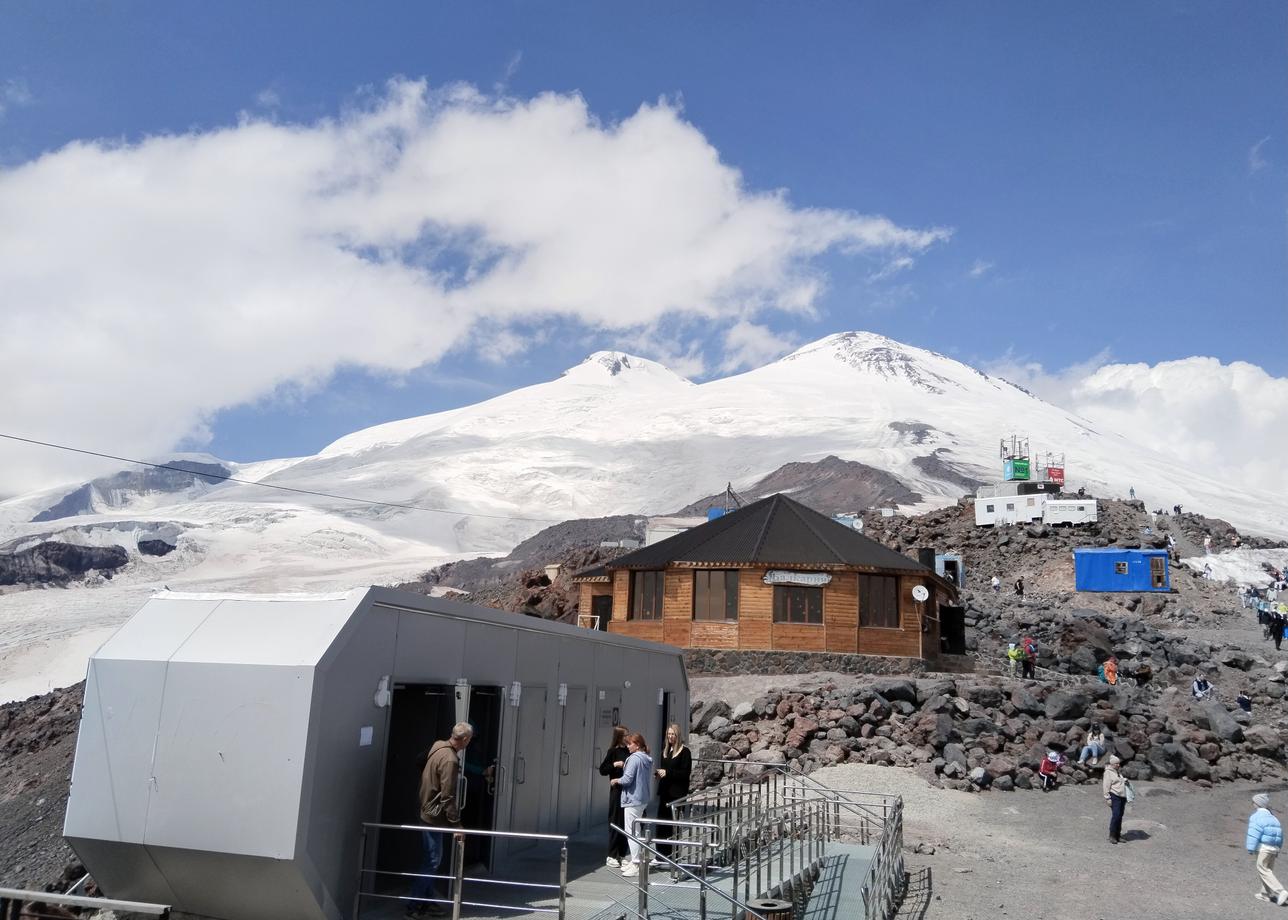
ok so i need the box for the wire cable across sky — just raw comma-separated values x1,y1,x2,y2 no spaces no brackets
0,433,567,525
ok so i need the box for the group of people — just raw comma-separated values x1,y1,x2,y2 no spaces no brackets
405,719,694,915
1005,636,1038,679
599,723,692,878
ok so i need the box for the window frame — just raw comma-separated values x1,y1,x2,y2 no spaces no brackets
628,570,665,621
692,569,740,622
859,573,902,629
1114,561,1129,575
772,583,824,625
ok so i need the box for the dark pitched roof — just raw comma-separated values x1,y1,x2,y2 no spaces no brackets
571,564,609,581
607,493,929,573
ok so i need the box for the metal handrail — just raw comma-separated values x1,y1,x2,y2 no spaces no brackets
0,888,169,917
611,822,778,920
354,822,569,920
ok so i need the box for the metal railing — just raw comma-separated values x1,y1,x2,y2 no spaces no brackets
354,822,568,920
0,888,169,918
664,758,907,920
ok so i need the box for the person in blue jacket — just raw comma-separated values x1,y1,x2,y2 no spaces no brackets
611,732,654,878
1247,793,1288,904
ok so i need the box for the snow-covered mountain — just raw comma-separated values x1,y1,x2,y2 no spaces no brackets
1,331,1284,700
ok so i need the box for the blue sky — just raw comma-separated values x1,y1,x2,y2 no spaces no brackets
1,2,1284,472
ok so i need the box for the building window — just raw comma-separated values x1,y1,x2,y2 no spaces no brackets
629,571,664,620
773,584,823,624
986,504,995,513
1006,502,1015,511
1114,562,1128,575
859,574,901,629
1026,497,1035,507
693,570,739,621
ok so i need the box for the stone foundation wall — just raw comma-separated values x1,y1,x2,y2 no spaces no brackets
684,648,936,677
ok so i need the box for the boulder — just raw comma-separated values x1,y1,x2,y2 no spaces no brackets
1147,743,1185,779
1198,702,1244,743
730,701,758,723
1219,649,1256,671
692,700,732,734
1176,744,1211,780
943,743,969,769
915,678,957,705
1243,725,1282,758
872,678,918,705
1044,690,1091,721
1010,688,1044,717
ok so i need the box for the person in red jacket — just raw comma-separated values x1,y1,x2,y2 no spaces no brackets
1039,750,1065,792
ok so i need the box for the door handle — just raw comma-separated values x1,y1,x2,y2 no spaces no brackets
516,756,526,784
560,750,569,776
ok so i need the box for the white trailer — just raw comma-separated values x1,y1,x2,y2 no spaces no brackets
974,494,1046,526
1043,499,1098,526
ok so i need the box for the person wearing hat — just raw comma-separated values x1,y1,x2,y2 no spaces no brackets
1102,755,1128,844
1247,793,1288,904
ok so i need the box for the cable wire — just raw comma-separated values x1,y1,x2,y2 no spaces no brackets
0,432,566,524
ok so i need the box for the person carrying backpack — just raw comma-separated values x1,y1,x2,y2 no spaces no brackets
1020,636,1037,679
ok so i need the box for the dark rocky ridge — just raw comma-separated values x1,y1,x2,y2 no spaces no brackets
32,460,230,523
0,542,128,586
671,455,923,516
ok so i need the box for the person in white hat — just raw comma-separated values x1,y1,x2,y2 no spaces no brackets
1102,755,1128,844
1247,793,1288,905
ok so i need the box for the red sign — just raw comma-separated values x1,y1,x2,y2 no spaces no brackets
1046,467,1066,485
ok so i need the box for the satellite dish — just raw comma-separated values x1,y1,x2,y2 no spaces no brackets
912,585,930,603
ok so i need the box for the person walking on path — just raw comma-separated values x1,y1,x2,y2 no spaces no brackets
1014,576,1025,598
1020,636,1037,680
654,723,692,859
413,721,473,917
598,725,631,868
1129,486,1136,500
612,732,654,878
1247,793,1288,904
1006,642,1023,677
1102,755,1128,844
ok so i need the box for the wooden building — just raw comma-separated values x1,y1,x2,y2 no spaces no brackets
573,493,959,660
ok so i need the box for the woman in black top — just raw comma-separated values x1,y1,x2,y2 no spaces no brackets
598,725,630,867
654,722,692,859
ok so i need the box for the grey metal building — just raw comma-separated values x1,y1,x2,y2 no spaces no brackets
63,587,689,920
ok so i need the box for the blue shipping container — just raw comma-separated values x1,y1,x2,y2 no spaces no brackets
707,508,727,521
1074,547,1170,592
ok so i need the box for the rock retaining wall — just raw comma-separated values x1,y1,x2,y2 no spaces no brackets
685,648,932,677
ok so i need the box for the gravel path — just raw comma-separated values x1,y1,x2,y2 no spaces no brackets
810,763,1288,920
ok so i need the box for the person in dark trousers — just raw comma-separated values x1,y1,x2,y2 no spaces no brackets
1102,755,1128,844
653,723,693,859
1014,576,1025,599
1276,617,1284,653
412,721,473,918
1238,690,1254,713
1020,636,1037,680
599,725,630,868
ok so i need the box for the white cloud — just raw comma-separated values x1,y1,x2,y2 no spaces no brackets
986,351,1288,490
255,88,281,109
867,256,914,282
968,259,993,278
1249,135,1270,174
0,79,950,493
716,321,797,373
0,78,32,119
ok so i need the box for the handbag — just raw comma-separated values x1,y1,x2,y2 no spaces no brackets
421,791,449,823
1124,779,1136,804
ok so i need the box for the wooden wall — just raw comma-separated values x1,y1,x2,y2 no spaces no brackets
605,564,937,661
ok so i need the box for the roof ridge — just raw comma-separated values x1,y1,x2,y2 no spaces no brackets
749,495,782,559
783,496,848,563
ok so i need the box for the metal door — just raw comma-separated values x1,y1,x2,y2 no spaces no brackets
510,686,548,838
1150,556,1166,589
555,687,589,832
593,689,622,766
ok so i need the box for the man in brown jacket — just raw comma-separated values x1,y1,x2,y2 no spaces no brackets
410,722,473,918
